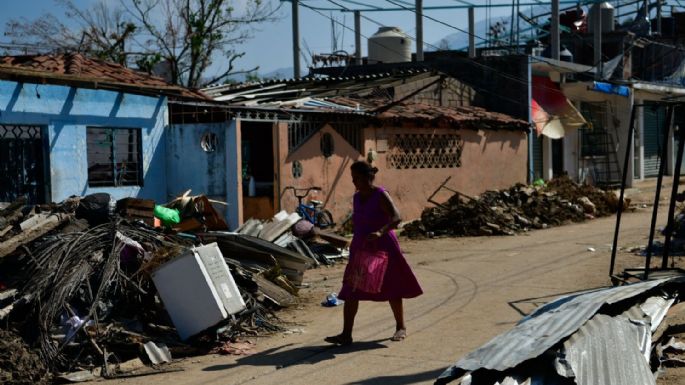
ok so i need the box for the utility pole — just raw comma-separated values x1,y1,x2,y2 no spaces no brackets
468,7,476,58
657,0,662,35
354,11,362,65
551,0,560,60
415,0,424,61
292,0,301,79
594,3,602,79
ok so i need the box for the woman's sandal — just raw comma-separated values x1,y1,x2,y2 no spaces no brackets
391,329,407,341
324,334,353,346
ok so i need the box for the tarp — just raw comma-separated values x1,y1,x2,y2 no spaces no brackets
531,76,587,139
591,81,631,97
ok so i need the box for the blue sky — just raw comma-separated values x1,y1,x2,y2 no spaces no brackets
0,0,517,78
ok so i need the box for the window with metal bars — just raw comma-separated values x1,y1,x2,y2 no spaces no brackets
579,102,609,157
387,133,463,169
86,127,143,187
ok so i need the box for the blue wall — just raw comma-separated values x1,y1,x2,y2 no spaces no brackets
167,120,241,229
0,80,167,203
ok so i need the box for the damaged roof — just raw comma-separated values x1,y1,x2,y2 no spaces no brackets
329,96,530,131
201,69,434,105
202,70,528,131
0,53,209,100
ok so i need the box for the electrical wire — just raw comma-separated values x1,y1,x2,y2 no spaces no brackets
301,1,564,112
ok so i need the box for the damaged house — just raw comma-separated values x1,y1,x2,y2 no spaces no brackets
193,70,530,223
0,53,208,205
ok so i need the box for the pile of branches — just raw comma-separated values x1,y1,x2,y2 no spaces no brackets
403,176,626,238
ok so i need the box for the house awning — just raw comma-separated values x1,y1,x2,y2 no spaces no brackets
532,76,587,138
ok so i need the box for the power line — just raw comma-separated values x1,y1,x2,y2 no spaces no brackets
299,0,660,112
299,1,569,112
384,0,488,43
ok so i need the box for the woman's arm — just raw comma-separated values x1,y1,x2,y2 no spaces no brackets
368,191,402,240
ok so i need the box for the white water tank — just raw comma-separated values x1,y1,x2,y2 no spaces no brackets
368,27,412,64
587,2,615,33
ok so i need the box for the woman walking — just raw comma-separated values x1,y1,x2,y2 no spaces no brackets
325,161,423,346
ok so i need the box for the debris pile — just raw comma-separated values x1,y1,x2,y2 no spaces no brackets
403,176,626,238
0,192,349,382
436,277,685,385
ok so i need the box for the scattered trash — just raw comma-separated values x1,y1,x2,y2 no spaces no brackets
210,341,256,356
587,247,596,252
321,293,344,307
0,192,349,383
143,342,172,365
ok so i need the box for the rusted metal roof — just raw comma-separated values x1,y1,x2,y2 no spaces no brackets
0,53,209,100
329,97,529,131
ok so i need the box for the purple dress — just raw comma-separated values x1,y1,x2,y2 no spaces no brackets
338,187,423,301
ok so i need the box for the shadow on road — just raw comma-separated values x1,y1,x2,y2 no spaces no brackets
202,339,389,372
507,286,608,317
344,367,446,385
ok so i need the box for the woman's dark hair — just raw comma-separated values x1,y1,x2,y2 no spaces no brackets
351,161,378,180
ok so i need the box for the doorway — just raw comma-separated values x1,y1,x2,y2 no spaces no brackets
241,122,276,220
0,125,48,204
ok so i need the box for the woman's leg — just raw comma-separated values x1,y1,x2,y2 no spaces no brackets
342,299,359,337
325,299,358,345
389,299,405,331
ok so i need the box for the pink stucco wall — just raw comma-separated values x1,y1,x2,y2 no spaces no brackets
275,123,527,223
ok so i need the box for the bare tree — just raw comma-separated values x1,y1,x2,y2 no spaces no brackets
5,0,280,87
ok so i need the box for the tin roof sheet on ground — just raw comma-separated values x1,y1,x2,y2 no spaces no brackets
436,278,678,384
562,314,655,385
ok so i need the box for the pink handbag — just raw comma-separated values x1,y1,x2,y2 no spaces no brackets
345,245,389,294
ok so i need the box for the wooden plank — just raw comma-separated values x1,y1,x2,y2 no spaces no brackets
313,229,350,248
117,198,155,209
0,213,71,259
121,208,154,217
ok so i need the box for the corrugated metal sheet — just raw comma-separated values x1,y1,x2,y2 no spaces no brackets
620,295,674,331
563,314,655,385
438,278,673,383
641,296,675,332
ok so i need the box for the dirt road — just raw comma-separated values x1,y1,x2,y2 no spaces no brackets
101,203,672,385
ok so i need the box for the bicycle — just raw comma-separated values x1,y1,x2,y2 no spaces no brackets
284,186,335,229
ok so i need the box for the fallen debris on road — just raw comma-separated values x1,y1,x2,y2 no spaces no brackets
0,192,349,383
405,176,627,238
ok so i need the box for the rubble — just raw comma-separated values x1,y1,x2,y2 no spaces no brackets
0,329,50,385
0,191,349,383
403,176,627,238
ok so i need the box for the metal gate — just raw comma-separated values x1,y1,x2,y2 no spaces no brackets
0,125,47,204
643,104,667,177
